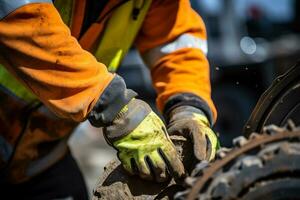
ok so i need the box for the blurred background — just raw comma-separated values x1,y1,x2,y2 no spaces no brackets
69,0,300,194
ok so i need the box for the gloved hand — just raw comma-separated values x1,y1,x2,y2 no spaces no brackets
103,99,185,182
167,106,219,162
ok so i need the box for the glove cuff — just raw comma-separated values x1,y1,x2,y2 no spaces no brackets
163,93,214,126
88,75,137,127
104,99,152,144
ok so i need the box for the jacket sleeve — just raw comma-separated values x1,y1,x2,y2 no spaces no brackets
135,0,217,123
0,2,132,123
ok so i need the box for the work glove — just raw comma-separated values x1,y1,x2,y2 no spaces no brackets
103,99,185,182
167,106,219,162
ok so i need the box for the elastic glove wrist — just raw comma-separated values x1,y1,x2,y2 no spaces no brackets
88,75,137,127
168,105,210,127
164,93,214,126
103,98,151,144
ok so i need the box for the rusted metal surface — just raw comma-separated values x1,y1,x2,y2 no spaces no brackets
177,122,300,200
93,123,300,200
92,135,193,200
92,159,184,200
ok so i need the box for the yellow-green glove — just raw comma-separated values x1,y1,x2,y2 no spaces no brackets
103,99,185,182
167,106,220,161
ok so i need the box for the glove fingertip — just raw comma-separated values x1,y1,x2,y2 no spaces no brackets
130,158,139,175
192,131,207,161
157,148,186,180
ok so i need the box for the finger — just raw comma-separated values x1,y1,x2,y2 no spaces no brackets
137,157,153,181
130,158,140,175
147,151,169,182
204,128,219,161
119,153,135,175
191,125,207,161
205,135,213,160
158,147,185,180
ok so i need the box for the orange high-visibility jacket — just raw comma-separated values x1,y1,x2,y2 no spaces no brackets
0,0,217,123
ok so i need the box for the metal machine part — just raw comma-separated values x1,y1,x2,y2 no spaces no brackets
176,122,300,200
244,63,300,136
93,63,300,199
92,135,192,200
93,123,300,200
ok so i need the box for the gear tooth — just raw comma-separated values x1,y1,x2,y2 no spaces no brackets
216,152,225,160
185,177,197,187
179,123,300,200
263,124,285,135
240,156,263,169
216,147,231,160
191,161,209,177
211,179,231,199
233,136,248,147
174,190,190,200
249,132,262,140
286,120,296,131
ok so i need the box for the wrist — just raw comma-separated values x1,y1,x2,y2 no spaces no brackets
88,75,137,127
102,99,152,145
164,93,214,126
169,105,210,127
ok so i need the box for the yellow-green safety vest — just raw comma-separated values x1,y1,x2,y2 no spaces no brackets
0,0,151,102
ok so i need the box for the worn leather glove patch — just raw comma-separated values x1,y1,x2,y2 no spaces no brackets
168,106,219,162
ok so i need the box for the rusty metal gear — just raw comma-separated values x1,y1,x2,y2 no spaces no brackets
176,122,300,200
93,63,300,200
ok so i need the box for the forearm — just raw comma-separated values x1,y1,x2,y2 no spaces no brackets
151,48,216,124
135,0,217,123
0,3,115,122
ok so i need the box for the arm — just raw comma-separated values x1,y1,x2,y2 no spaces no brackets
0,2,184,181
0,2,116,121
135,0,217,124
135,0,219,162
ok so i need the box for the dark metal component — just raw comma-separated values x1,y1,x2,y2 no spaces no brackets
92,135,192,200
241,179,300,200
232,136,248,147
92,159,176,200
183,127,300,200
244,63,300,137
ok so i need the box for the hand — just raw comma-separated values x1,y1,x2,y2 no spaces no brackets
167,106,219,162
103,99,185,182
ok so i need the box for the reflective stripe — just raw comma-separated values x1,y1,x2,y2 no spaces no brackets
142,34,208,68
94,0,152,72
0,0,52,20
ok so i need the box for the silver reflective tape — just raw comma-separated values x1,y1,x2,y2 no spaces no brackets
0,0,53,20
142,34,208,68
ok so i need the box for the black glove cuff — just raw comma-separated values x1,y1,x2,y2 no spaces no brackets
104,99,152,144
163,93,214,126
88,75,137,127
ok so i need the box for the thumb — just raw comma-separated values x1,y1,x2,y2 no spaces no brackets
191,125,208,161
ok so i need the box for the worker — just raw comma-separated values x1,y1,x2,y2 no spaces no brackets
0,0,219,199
